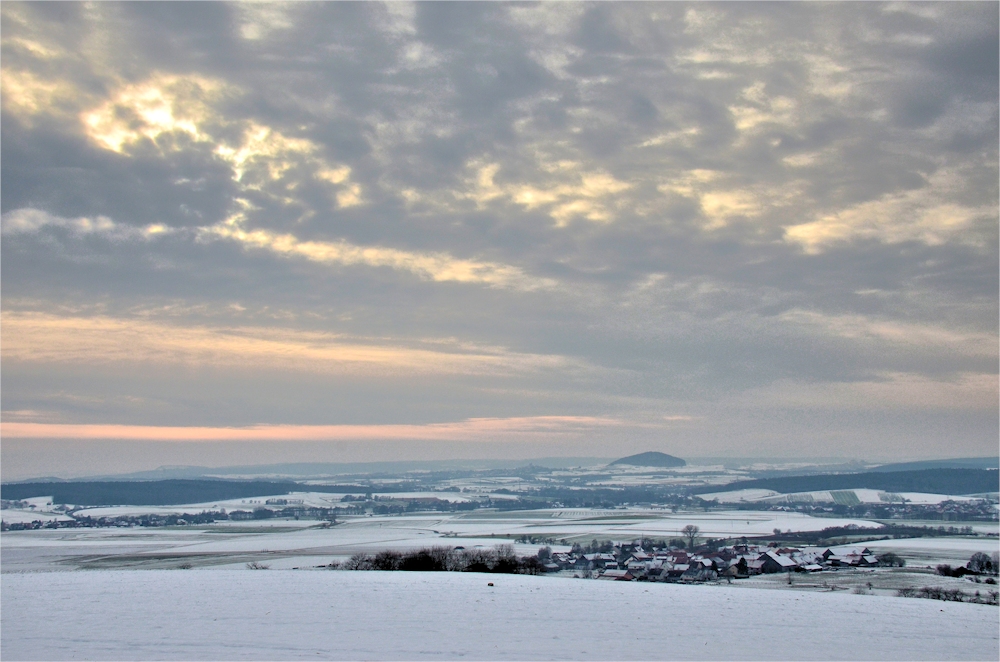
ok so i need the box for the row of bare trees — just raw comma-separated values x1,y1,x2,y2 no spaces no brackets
338,544,528,573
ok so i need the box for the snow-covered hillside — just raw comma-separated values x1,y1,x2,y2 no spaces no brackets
699,487,983,506
2,570,996,660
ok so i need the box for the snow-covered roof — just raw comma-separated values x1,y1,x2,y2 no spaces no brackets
761,551,797,567
600,569,632,579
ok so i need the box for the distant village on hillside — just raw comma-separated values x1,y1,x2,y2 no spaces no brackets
542,541,894,582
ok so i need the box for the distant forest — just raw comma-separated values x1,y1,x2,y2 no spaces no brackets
1,480,391,506
696,468,999,497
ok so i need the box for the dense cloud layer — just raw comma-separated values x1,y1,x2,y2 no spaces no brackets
2,2,997,477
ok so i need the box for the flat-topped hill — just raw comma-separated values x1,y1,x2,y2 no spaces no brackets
609,452,686,468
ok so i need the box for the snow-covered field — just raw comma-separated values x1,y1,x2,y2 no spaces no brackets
2,508,886,572
732,565,998,599
2,570,996,661
698,488,780,502
72,494,513,519
854,537,1000,567
0,509,73,524
0,497,76,524
2,491,482,522
699,487,981,505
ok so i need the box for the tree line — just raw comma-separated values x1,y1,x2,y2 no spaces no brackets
336,545,543,574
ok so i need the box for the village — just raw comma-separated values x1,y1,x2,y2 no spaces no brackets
536,539,901,583
334,531,998,606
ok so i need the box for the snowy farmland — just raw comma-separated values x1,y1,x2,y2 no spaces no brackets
857,537,1000,567
3,504,998,660
699,487,983,506
1,508,886,571
2,570,997,661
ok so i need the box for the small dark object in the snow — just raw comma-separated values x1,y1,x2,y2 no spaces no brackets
488,582,494,586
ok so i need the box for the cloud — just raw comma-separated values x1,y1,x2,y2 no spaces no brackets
462,159,633,227
741,371,998,412
78,74,365,208
783,169,998,252
0,311,581,377
4,207,554,290
81,74,228,153
1,208,173,241
778,309,998,358
728,81,798,135
202,207,555,290
1,2,996,465
0,68,79,121
235,3,295,42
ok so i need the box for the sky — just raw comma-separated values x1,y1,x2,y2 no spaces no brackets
1,2,997,480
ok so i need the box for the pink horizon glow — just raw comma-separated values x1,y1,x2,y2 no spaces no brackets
0,416,628,442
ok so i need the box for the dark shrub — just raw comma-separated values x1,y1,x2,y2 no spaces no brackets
400,548,448,571
521,556,543,575
492,557,520,574
372,550,402,571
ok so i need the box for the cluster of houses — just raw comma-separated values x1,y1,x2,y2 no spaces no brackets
540,544,883,582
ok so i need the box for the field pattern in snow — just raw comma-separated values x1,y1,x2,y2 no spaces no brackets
2,570,996,661
699,488,983,505
1,509,885,571
851,537,1000,566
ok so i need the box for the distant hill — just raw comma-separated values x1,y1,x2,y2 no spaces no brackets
7,457,613,483
693,468,999,497
609,452,686,468
869,457,999,472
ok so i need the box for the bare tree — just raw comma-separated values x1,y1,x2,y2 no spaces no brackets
876,552,905,568
681,524,700,550
968,552,995,574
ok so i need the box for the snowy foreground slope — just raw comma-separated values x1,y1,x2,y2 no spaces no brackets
2,571,997,661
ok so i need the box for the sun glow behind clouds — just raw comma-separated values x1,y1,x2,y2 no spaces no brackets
0,416,627,442
80,75,365,207
81,75,225,153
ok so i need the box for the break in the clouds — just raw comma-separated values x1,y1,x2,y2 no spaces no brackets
1,2,997,478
